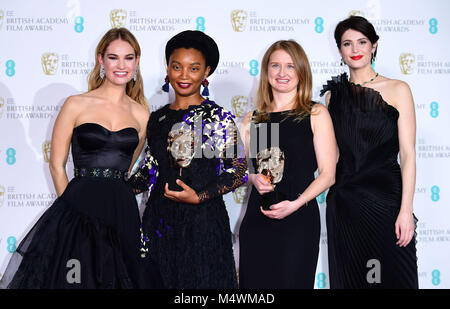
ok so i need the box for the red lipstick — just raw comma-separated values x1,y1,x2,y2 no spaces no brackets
351,55,363,60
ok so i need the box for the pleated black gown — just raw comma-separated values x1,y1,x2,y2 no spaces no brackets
321,73,418,289
0,123,162,289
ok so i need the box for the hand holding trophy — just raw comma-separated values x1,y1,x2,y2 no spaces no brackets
257,147,287,210
167,125,195,191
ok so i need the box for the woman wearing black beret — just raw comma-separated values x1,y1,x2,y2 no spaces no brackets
128,30,248,289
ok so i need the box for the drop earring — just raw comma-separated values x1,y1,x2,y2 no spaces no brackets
162,75,170,92
99,64,105,79
201,79,209,96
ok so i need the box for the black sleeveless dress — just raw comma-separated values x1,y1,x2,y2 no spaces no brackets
0,123,162,289
239,110,320,289
128,100,248,289
321,73,418,289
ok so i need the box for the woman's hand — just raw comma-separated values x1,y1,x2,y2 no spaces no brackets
164,180,200,204
395,210,416,247
250,174,274,195
260,200,301,220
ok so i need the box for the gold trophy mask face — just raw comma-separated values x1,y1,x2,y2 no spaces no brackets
256,147,285,184
230,10,248,32
399,53,415,75
231,95,248,118
168,128,195,168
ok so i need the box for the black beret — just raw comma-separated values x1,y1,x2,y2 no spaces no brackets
165,30,220,76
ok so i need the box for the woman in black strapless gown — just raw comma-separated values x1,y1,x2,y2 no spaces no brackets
321,16,418,289
0,28,162,289
238,40,337,289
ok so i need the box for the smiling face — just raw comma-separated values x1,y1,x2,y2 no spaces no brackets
167,48,210,98
267,49,299,95
339,28,377,69
98,38,139,86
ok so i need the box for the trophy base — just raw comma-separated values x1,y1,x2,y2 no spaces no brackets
261,191,286,211
167,173,192,192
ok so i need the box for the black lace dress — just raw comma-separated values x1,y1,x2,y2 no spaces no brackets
0,123,162,289
320,73,418,289
128,99,248,289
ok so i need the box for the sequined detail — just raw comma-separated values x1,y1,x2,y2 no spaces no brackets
74,167,128,181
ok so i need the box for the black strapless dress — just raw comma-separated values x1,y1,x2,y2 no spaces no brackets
321,74,418,289
0,123,162,289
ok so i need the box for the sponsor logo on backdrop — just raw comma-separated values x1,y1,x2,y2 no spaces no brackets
231,96,249,118
429,18,438,34
233,186,247,204
42,141,51,163
432,269,441,286
3,186,57,208
310,60,342,75
5,147,16,165
41,53,94,76
430,101,439,118
417,138,450,159
231,10,248,32
400,53,450,75
110,9,127,28
0,9,4,30
316,273,327,289
349,10,365,17
399,53,415,75
196,16,205,32
417,222,450,245
74,16,84,33
0,185,5,207
230,9,309,32
0,97,4,119
2,97,61,120
41,52,59,75
1,10,70,31
348,10,425,33
214,60,246,75
112,10,193,32
5,59,15,77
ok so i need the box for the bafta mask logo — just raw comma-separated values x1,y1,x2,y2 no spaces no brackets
233,186,247,204
110,9,127,28
0,10,4,31
168,127,195,168
41,53,59,75
256,147,285,185
0,185,5,208
231,95,249,118
42,140,51,163
0,97,4,119
348,10,365,17
399,53,415,75
231,10,248,32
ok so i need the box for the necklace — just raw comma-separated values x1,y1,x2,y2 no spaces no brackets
351,72,379,86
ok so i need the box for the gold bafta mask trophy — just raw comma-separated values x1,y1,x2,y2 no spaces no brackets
257,147,286,210
0,97,4,119
167,127,195,191
0,185,5,208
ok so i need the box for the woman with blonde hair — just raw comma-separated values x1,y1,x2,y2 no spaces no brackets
0,28,162,289
238,40,337,288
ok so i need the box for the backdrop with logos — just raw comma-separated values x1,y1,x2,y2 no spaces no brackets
0,0,449,289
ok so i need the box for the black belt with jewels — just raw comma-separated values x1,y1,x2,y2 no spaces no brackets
74,167,129,181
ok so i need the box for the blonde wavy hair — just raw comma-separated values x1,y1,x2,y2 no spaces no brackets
88,28,148,110
254,40,313,123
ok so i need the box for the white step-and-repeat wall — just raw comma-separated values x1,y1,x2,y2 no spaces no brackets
1,0,449,289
